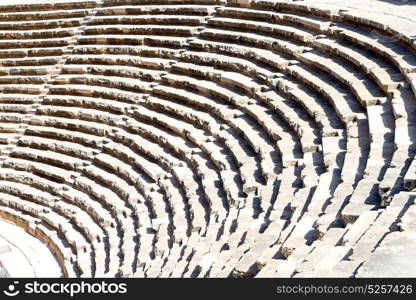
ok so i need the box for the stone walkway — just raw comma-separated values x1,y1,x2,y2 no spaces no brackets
298,0,416,39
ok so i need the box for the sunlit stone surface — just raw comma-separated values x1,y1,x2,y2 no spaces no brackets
0,0,415,278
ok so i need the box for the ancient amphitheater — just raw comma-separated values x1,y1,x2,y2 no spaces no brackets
0,0,415,278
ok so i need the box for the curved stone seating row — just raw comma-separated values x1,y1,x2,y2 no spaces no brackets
0,1,98,13
0,0,414,277
0,204,77,277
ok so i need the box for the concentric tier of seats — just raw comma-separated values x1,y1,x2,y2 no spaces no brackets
0,0,415,277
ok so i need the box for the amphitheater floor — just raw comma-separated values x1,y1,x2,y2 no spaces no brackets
0,219,62,277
